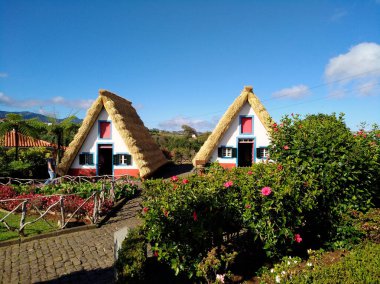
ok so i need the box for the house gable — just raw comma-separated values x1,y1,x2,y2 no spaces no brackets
58,90,168,178
193,86,272,167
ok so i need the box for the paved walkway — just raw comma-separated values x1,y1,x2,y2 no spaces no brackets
0,197,142,284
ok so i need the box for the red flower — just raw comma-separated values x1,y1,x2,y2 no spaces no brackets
261,187,272,196
272,123,277,128
224,181,233,188
182,179,189,184
143,207,149,213
283,145,289,150
164,210,169,217
171,176,179,182
273,127,278,132
153,251,159,257
277,164,283,171
247,170,253,175
294,234,302,243
245,204,251,209
193,211,198,221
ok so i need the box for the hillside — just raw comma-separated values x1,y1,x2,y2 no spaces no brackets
0,110,83,124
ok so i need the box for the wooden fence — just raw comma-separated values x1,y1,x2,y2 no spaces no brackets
0,175,135,236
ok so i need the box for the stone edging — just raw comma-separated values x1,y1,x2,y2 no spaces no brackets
0,196,130,248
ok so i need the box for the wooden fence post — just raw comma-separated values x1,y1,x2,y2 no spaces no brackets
60,196,65,229
92,193,98,224
110,180,115,202
19,200,27,236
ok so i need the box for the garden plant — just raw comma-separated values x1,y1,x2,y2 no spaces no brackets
116,113,379,283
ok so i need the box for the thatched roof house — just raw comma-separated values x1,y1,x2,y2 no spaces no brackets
193,86,272,168
57,90,168,178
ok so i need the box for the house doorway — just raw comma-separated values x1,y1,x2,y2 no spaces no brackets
238,139,254,167
98,144,113,176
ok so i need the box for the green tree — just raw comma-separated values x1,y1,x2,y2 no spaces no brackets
181,124,197,138
0,113,44,160
45,115,79,163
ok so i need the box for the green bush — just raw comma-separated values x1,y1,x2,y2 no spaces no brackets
289,242,380,283
269,114,379,247
0,147,50,178
134,113,379,281
115,227,147,283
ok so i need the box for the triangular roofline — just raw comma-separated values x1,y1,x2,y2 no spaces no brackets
192,86,273,166
58,90,168,178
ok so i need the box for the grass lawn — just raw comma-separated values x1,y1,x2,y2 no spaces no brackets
0,211,58,242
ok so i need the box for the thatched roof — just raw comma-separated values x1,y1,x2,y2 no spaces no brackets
193,86,272,166
57,90,168,178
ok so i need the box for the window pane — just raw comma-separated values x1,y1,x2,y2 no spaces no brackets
99,122,111,138
241,117,252,133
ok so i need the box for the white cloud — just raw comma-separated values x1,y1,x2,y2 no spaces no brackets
158,115,218,132
330,9,347,22
0,93,94,110
325,42,380,97
272,85,311,99
51,96,65,103
0,92,12,104
325,42,380,82
357,80,379,96
0,73,8,78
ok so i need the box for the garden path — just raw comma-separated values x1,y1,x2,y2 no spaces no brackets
0,196,142,284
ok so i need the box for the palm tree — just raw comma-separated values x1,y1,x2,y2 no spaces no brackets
46,115,80,164
0,113,44,160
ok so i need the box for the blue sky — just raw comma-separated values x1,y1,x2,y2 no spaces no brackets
1,0,379,131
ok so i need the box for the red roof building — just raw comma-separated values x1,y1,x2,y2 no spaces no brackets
0,129,63,149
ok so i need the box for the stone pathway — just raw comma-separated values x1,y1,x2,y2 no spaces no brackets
0,197,142,284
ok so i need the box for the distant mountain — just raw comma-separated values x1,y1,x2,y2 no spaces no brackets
0,111,83,124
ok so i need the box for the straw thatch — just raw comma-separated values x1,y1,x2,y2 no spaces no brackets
57,90,168,178
192,86,272,166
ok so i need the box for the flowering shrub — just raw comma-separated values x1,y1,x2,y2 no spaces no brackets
141,164,310,279
136,114,379,281
269,113,379,246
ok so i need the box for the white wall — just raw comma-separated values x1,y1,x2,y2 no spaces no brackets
70,108,137,171
210,102,270,164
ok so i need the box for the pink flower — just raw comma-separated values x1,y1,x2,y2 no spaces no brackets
294,234,302,243
216,274,225,283
247,170,253,175
261,187,272,196
182,179,189,184
153,251,159,257
273,127,278,132
245,204,251,209
224,181,233,188
143,207,149,213
193,211,198,221
283,145,289,150
171,176,179,182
